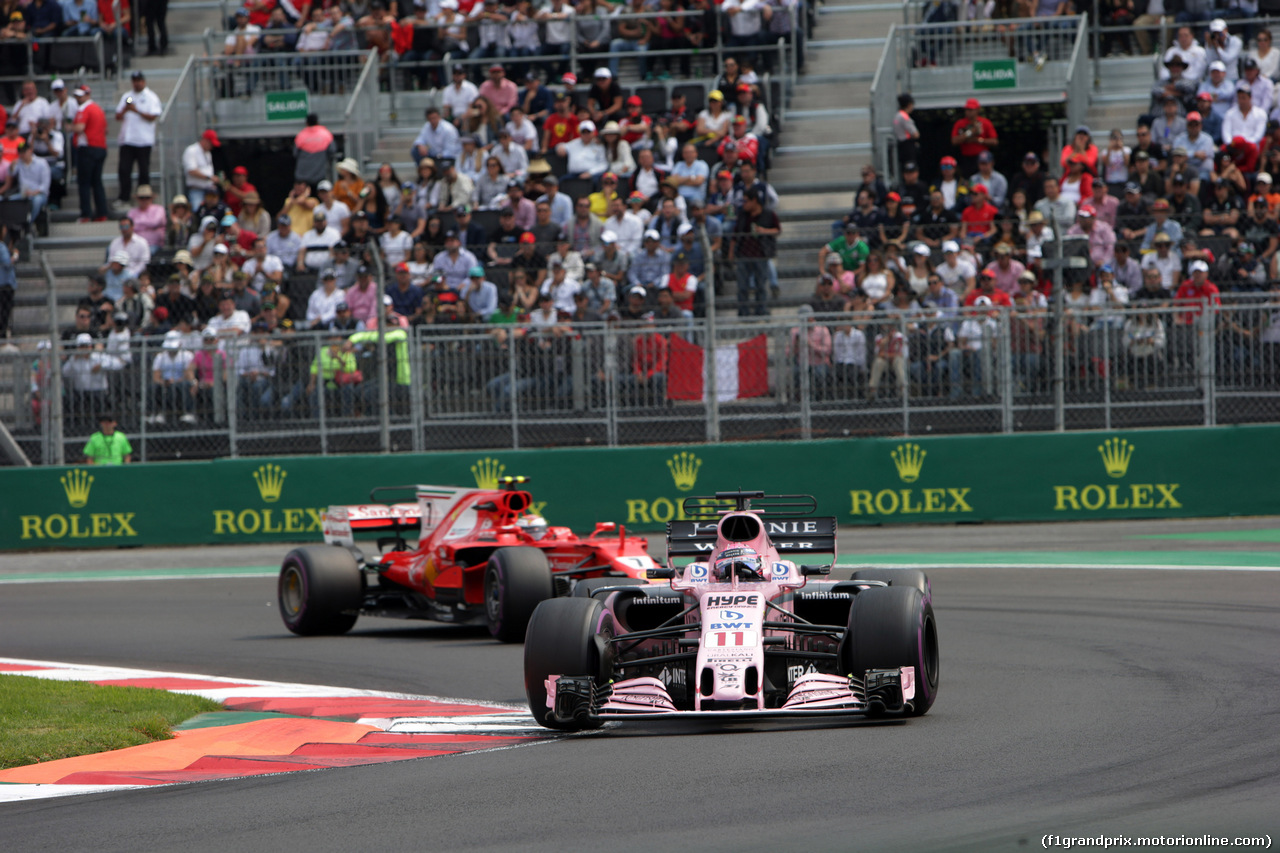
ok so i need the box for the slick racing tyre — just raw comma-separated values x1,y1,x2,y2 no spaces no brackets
485,547,554,643
851,568,932,603
278,546,362,636
571,577,648,599
525,597,611,731
841,585,939,716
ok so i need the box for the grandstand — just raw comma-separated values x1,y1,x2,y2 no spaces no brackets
1,0,1278,466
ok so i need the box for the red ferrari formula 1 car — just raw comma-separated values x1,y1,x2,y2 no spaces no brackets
277,477,657,642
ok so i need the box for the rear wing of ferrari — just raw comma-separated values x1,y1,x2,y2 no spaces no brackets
666,517,838,556
323,504,422,546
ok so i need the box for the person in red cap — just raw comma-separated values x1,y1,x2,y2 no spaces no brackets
69,85,109,222
223,165,257,216
182,127,221,211
1058,153,1093,206
950,97,997,176
931,156,968,211
960,184,999,242
619,95,652,148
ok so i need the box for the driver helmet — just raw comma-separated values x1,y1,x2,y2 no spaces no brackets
517,514,548,540
713,547,761,581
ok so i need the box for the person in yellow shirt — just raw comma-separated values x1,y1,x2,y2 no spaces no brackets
588,171,620,218
83,413,132,464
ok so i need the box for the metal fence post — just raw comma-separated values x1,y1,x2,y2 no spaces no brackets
701,227,720,443
899,312,910,435
316,338,328,455
1200,298,1216,426
998,309,1013,433
1101,319,1111,431
369,243,391,454
41,253,65,465
604,324,618,446
508,333,519,449
227,354,238,457
798,316,811,441
137,336,148,463
410,327,424,452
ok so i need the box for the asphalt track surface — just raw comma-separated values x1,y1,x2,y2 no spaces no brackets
2,518,1278,853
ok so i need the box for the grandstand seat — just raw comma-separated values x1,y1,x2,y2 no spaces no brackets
45,39,100,74
672,83,705,112
633,85,668,114
0,199,32,234
558,177,594,201
543,150,568,177
471,209,501,236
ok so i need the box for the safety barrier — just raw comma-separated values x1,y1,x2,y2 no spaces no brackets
1,423,1275,549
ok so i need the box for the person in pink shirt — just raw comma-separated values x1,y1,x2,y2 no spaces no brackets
478,64,519,117
344,264,380,327
184,328,228,418
981,244,1027,294
127,184,166,248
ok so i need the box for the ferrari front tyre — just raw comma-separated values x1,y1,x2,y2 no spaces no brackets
841,585,939,716
485,546,553,643
524,597,610,731
278,546,362,636
851,568,932,603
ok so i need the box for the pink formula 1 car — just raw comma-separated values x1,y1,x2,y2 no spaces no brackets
524,491,939,730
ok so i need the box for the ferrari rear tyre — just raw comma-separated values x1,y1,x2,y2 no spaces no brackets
485,547,553,643
851,568,931,602
525,597,610,731
841,585,939,716
278,546,362,636
572,577,648,598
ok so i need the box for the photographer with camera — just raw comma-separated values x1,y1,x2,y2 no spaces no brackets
113,70,163,212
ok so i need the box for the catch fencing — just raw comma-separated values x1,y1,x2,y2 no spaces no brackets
3,297,1279,465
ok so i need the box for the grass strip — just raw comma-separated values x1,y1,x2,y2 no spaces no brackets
0,675,223,770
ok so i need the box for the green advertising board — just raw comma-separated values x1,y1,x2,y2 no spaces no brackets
973,58,1017,90
3,425,1279,550
265,90,309,122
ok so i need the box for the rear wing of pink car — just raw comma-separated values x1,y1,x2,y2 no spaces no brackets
665,516,838,557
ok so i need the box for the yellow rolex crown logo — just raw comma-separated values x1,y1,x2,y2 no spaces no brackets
60,468,94,508
666,451,702,492
891,443,927,483
253,464,287,503
472,457,505,490
1098,437,1134,479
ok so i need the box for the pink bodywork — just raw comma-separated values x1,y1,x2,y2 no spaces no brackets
545,511,915,719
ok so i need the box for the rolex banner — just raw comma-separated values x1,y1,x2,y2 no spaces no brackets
2,425,1278,549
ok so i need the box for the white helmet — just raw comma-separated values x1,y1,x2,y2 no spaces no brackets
516,514,548,540
713,547,761,581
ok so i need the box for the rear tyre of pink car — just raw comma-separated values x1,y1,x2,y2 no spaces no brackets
278,546,362,636
841,586,939,717
524,597,611,731
485,547,554,643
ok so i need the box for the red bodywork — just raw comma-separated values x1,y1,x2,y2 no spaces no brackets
323,485,655,614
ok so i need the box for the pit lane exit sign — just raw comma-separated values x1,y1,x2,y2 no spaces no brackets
266,90,309,122
972,59,1017,90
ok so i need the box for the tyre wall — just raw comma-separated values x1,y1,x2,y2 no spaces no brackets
3,424,1277,549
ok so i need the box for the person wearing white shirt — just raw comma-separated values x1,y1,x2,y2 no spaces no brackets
113,70,163,209
379,219,414,267
603,199,645,256
1247,29,1280,82
440,66,479,120
1159,26,1208,84
11,80,51,135
299,212,342,272
224,9,261,55
1204,18,1243,82
540,262,581,313
306,270,346,328
105,217,152,278
207,293,252,337
412,106,461,164
1240,58,1274,116
1223,85,1268,145
491,131,530,178
182,129,220,209
505,108,539,152
722,0,765,44
242,239,284,290
313,180,351,233
558,121,608,178
46,80,78,131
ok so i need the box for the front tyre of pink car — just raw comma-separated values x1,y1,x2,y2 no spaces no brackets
524,597,611,731
841,585,939,716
